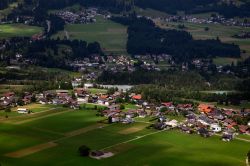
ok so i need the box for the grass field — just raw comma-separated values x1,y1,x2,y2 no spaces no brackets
52,16,128,55
0,104,56,119
0,24,43,38
88,88,108,94
135,7,169,18
0,104,249,166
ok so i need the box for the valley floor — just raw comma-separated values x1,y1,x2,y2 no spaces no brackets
0,104,249,166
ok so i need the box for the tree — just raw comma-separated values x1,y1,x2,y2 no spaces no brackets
31,95,37,102
115,97,124,103
108,116,113,124
204,27,209,31
17,98,24,106
78,145,90,157
5,107,11,113
160,107,168,112
107,88,116,95
120,104,125,110
72,93,76,100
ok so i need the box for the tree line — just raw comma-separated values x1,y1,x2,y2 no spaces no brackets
0,0,16,10
0,37,103,69
97,69,243,91
111,15,241,63
130,84,250,104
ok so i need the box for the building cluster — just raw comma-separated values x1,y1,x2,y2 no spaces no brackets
1,86,250,141
100,96,250,142
70,55,136,73
164,15,250,27
54,8,98,24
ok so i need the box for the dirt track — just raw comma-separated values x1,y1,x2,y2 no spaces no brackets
5,142,57,158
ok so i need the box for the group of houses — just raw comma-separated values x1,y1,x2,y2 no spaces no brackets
0,92,33,109
1,87,249,142
163,15,250,27
176,103,250,141
99,94,250,142
54,8,98,24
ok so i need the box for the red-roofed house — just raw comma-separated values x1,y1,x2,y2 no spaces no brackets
161,102,173,107
198,104,214,114
132,95,142,100
238,125,249,134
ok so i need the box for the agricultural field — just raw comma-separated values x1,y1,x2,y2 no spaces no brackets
0,24,43,38
155,20,250,65
0,104,249,166
52,16,128,55
88,88,108,94
135,7,169,18
0,104,57,119
0,84,31,94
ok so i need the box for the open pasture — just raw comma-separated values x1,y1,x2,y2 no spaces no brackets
0,24,43,38
52,16,128,55
0,104,249,166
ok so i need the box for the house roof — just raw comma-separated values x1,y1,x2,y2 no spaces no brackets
198,104,214,113
100,95,108,99
132,95,142,100
177,104,192,108
4,92,15,97
239,125,249,133
161,102,173,107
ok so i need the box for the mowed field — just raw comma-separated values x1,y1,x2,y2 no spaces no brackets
0,24,43,38
52,16,128,54
156,20,250,65
0,104,249,166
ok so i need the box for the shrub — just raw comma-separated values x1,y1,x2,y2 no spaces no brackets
78,145,90,157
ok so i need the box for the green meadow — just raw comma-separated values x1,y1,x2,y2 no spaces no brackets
0,104,249,166
52,16,128,55
0,24,43,38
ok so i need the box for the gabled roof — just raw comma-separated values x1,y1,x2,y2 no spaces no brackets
161,102,173,107
198,104,214,113
132,95,142,100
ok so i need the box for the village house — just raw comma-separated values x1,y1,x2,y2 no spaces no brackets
165,119,178,128
197,128,211,138
210,123,222,133
17,108,29,114
221,132,234,142
198,104,214,114
238,125,249,134
131,94,142,103
180,125,193,134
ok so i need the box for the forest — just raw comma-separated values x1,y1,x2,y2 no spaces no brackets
0,37,103,69
0,0,16,10
131,84,250,104
111,16,241,63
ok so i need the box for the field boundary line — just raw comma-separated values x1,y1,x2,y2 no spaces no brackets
13,110,70,124
101,129,166,151
31,127,65,136
4,142,57,158
64,123,108,137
